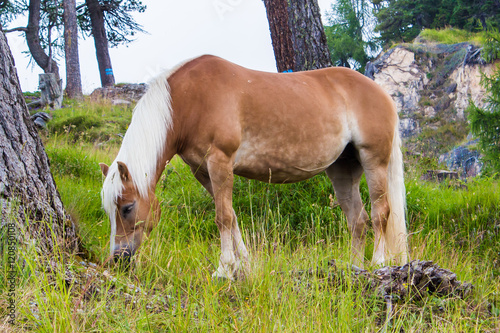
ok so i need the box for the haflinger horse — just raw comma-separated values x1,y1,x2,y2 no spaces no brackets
100,55,408,279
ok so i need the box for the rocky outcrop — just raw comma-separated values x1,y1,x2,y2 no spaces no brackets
367,43,496,138
366,42,497,176
368,47,428,117
451,64,493,119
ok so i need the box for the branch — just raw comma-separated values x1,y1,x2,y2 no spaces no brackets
76,3,86,11
3,26,28,33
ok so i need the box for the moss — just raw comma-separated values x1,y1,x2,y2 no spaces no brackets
420,97,433,107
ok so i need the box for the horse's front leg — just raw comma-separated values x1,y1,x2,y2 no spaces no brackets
207,150,247,280
231,209,250,276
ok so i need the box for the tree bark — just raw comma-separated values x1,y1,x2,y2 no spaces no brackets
63,0,83,99
0,29,78,253
26,0,60,81
263,0,332,72
86,0,115,87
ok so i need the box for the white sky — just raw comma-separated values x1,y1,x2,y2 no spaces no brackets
6,0,335,94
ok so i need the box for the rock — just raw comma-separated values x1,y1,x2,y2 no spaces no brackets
399,117,420,138
112,99,132,106
370,47,428,116
90,83,147,103
424,106,436,117
446,82,457,94
33,117,47,129
450,64,494,119
31,112,52,129
439,140,483,178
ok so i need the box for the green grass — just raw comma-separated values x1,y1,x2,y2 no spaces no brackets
419,28,487,46
41,97,132,144
407,120,470,157
1,99,499,331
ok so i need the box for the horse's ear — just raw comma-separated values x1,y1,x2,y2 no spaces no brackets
117,161,132,183
99,163,109,177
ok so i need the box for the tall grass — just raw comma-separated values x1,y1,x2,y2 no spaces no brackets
1,98,499,331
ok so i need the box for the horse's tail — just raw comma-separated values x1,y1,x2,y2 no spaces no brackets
385,119,408,265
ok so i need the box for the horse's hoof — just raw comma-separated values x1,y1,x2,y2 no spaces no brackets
211,268,235,281
211,275,233,284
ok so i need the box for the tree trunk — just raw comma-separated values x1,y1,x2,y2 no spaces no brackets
86,0,115,87
63,0,83,99
26,0,60,81
0,29,78,254
263,0,332,72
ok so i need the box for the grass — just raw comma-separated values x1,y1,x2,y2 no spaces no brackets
40,97,132,144
418,28,488,46
1,97,499,331
407,120,470,157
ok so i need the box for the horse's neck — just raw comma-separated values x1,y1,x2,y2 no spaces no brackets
152,139,178,188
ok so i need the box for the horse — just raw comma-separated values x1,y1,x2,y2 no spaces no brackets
99,55,408,279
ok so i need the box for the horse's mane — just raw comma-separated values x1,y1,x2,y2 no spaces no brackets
101,59,191,252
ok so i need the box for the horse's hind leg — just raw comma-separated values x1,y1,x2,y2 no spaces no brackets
326,149,368,268
358,148,391,267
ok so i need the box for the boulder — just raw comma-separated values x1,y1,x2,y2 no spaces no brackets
31,112,52,129
90,83,147,103
439,140,483,178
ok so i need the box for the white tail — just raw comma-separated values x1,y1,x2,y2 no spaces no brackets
385,121,408,265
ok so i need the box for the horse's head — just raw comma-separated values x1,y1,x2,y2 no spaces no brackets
100,161,161,263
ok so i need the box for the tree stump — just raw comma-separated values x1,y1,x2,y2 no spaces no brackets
39,73,63,109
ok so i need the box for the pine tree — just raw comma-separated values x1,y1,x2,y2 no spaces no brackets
0,27,78,253
467,33,500,175
324,0,379,72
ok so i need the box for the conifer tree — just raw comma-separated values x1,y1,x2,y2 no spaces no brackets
467,33,500,175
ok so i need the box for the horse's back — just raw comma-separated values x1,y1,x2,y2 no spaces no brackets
168,55,398,183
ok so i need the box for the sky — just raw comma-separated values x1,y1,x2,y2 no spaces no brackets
6,0,335,94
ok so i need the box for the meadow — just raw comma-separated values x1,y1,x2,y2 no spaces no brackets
1,97,499,332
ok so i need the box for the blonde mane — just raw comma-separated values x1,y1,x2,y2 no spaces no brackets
101,60,190,254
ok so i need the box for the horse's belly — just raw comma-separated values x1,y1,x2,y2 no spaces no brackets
234,165,323,183
232,139,343,183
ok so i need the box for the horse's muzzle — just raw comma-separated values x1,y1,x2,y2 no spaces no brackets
113,245,135,266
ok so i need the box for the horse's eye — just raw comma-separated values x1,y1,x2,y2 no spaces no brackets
121,203,135,217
